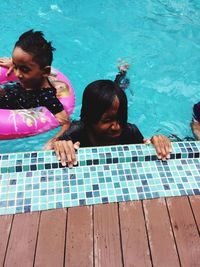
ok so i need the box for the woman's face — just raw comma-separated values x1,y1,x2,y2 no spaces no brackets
91,97,122,144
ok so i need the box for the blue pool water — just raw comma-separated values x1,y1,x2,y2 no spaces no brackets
0,0,200,153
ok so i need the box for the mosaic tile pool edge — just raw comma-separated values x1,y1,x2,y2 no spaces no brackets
0,141,200,215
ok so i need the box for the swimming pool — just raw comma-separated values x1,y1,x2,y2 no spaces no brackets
1,0,200,153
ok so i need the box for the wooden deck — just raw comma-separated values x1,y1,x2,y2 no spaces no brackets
0,195,200,267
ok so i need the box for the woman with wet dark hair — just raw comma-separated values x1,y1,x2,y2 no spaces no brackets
50,76,172,167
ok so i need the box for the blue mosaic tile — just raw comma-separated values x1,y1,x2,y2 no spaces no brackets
0,142,200,215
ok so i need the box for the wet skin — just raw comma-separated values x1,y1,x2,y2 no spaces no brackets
12,47,50,89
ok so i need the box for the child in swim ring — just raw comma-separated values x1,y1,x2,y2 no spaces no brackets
0,30,70,142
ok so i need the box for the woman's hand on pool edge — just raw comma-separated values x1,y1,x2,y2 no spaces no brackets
150,135,172,160
54,140,80,167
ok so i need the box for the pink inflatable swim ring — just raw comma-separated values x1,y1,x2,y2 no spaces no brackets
0,67,75,139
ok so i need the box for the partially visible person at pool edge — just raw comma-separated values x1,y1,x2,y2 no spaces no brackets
191,102,200,140
50,78,172,167
0,29,70,142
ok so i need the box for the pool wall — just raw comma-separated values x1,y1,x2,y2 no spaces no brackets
0,141,200,215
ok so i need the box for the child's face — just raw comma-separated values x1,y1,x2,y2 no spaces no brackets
91,97,122,144
12,47,48,89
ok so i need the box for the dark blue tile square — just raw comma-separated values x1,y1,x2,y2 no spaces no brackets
16,166,22,172
145,156,151,161
86,159,92,165
52,163,59,168
41,176,47,182
132,156,138,162
79,199,86,205
45,163,51,169
142,180,148,185
93,159,99,165
70,174,76,180
176,153,181,159
164,184,170,190
113,158,119,163
126,175,133,180
151,155,157,161
102,197,108,203
10,179,17,185
106,158,112,164
86,192,93,198
193,189,200,195
24,205,31,213
93,184,99,190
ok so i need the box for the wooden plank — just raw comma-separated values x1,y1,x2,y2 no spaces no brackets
4,212,40,267
65,206,93,267
94,203,123,267
119,201,152,267
167,196,200,267
189,195,200,231
34,208,67,267
143,198,180,267
0,215,13,267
